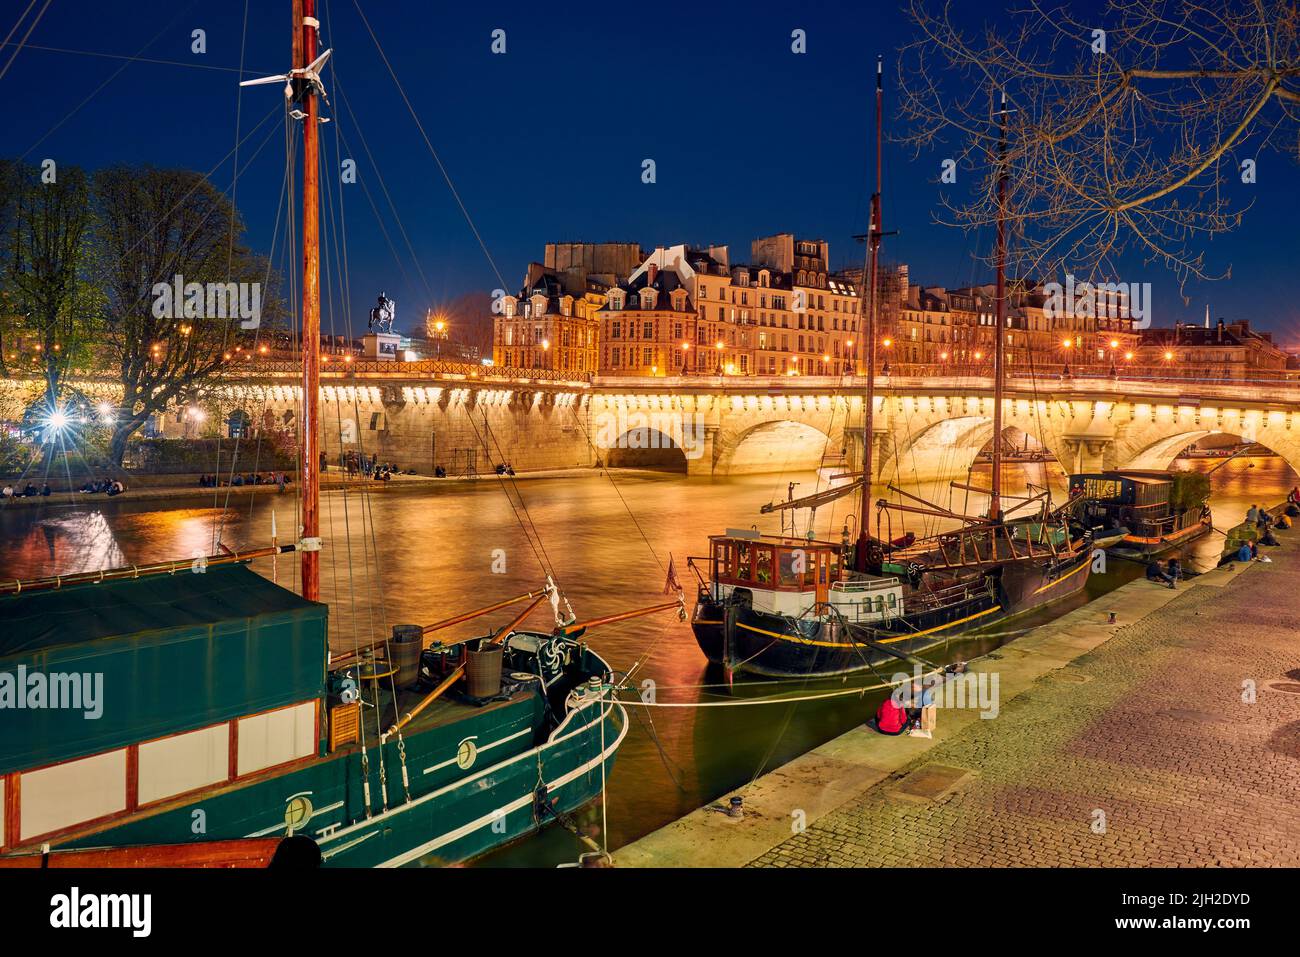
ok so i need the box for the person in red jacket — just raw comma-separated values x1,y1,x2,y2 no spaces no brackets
875,695,911,735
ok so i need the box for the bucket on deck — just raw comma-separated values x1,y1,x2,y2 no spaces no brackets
390,624,424,689
465,644,504,698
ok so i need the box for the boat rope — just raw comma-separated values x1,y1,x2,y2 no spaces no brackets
599,685,609,860
614,658,967,709
468,410,560,585
563,404,668,575
349,0,510,291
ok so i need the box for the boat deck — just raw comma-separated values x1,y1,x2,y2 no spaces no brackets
346,680,539,743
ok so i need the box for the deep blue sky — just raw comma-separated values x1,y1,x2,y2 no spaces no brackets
2,0,1296,346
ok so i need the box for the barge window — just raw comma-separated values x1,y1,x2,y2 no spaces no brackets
19,749,128,842
778,550,801,587
138,723,231,806
736,542,752,581
755,547,773,584
237,701,316,776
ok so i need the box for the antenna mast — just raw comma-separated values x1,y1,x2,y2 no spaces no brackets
243,0,332,599
990,89,1009,524
854,56,884,572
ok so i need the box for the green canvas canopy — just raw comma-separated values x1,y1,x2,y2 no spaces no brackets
0,563,328,774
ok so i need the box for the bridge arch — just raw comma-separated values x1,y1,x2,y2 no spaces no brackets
602,427,688,471
1118,428,1300,481
715,419,835,475
1122,429,1222,471
880,415,1069,483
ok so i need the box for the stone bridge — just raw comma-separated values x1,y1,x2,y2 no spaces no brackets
4,363,1300,480
590,374,1300,481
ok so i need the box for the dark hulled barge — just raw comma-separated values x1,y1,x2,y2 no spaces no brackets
691,512,1092,679
1069,470,1212,556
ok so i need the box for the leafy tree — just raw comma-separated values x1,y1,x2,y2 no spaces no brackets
92,165,283,465
0,161,100,410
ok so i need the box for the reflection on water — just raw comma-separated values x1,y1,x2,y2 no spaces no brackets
0,456,1292,866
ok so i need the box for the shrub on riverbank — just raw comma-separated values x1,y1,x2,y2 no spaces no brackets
126,437,296,475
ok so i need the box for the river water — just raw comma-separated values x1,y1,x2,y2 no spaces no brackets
0,455,1291,865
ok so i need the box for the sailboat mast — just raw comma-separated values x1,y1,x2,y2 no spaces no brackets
989,89,1008,524
298,0,322,600
854,56,883,572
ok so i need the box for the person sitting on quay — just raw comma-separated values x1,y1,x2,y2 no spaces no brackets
1146,559,1176,588
106,480,125,497
22,483,37,497
1246,503,1261,526
39,483,51,496
873,693,911,736
1,484,13,498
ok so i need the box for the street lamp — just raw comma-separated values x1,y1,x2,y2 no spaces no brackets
715,340,724,375
680,341,690,375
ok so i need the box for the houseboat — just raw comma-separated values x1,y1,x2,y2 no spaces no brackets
0,562,627,867
1068,470,1212,556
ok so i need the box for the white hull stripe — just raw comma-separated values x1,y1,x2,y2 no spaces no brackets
312,697,621,850
376,702,629,868
421,727,532,776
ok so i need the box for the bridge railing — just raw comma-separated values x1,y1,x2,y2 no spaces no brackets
219,356,593,387
590,370,1300,404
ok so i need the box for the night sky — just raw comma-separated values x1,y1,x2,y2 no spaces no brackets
2,0,1296,345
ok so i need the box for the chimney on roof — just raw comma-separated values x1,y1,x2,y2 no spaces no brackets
647,262,659,286
1216,317,1224,343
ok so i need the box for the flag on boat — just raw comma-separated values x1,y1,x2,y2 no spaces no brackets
663,555,682,595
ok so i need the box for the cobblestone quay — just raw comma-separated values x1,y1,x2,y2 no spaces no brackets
750,544,1300,868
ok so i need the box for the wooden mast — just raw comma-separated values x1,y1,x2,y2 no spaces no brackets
990,89,1008,523
298,0,322,600
854,56,884,572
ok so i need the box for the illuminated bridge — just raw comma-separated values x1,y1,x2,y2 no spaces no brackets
4,361,1300,479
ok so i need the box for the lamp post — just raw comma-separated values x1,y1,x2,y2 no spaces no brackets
680,341,690,375
715,340,724,376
